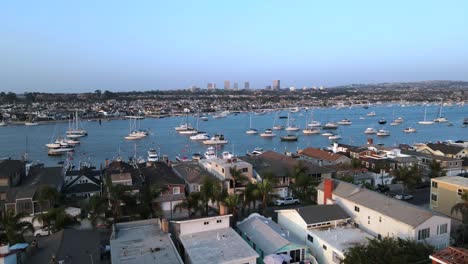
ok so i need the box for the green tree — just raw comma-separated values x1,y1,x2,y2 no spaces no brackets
87,196,108,229
243,182,260,212
224,194,240,221
173,192,203,218
392,165,421,193
256,179,276,213
200,177,217,216
0,210,34,244
229,166,248,192
37,186,59,213
32,207,72,234
343,237,434,264
451,191,468,246
428,160,446,178
290,161,316,203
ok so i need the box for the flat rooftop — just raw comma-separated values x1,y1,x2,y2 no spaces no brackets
433,176,468,188
179,227,258,264
110,219,183,264
308,225,373,253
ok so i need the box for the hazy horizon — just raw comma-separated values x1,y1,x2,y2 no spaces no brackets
2,1,468,93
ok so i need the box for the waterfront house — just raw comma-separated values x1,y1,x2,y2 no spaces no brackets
172,161,219,193
62,167,102,199
298,147,351,166
401,149,463,176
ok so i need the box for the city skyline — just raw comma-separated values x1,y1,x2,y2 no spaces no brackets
1,0,468,93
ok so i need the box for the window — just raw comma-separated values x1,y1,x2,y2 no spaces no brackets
252,243,256,250
379,216,382,223
458,189,464,196
217,219,222,223
323,245,327,250
354,206,360,212
290,249,301,262
203,221,209,225
242,168,248,173
432,181,438,188
354,223,359,228
307,234,314,243
173,187,180,194
418,228,430,240
431,194,438,201
437,224,448,235
222,168,225,173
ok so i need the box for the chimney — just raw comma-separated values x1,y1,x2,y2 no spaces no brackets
323,179,333,205
161,218,169,233
367,138,373,145
105,159,109,168
332,143,338,153
219,203,228,215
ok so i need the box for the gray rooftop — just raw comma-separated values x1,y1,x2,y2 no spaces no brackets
433,176,468,188
317,180,439,228
289,204,350,225
237,213,306,255
179,227,258,264
172,161,218,184
110,219,183,264
308,224,373,253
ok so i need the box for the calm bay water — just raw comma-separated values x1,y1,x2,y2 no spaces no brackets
0,105,466,166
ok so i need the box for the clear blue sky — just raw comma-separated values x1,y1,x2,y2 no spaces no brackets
1,0,467,92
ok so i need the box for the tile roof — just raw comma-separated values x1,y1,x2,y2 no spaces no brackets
317,180,439,228
237,213,305,255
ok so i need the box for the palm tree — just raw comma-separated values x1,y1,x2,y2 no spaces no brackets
256,179,276,213
200,177,216,216
290,161,316,202
451,191,468,224
173,192,203,218
243,182,260,212
1,210,34,244
87,196,108,229
37,186,59,213
224,194,240,221
106,179,128,220
229,166,248,192
32,207,71,234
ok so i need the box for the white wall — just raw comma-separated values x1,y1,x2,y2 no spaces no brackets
307,232,344,264
178,215,231,236
277,211,308,244
414,216,451,250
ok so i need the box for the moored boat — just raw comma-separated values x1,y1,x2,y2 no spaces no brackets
337,118,352,125
203,134,228,145
364,128,377,134
403,127,416,133
376,129,390,136
280,135,298,141
260,129,276,137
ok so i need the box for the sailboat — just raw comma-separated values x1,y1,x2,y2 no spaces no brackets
66,111,87,138
418,107,434,125
175,108,194,131
245,114,258,134
124,117,147,140
272,112,284,130
303,113,320,135
260,128,276,138
307,110,321,127
285,112,300,131
433,100,448,123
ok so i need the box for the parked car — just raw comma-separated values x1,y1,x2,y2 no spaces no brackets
394,194,413,200
275,197,300,206
34,227,53,237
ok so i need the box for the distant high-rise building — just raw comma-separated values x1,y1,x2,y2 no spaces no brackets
224,80,230,90
233,82,238,90
273,80,280,90
207,83,214,89
244,81,250,90
265,85,272,90
213,83,217,89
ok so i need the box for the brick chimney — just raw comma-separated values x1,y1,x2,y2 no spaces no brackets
219,203,228,215
323,179,334,205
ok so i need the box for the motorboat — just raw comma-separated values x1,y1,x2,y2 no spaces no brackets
272,125,284,130
203,134,228,145
394,117,404,123
322,122,338,129
307,121,321,127
222,151,234,159
192,153,202,160
260,129,276,137
378,119,387,125
366,111,376,116
418,107,434,125
464,118,468,125
376,129,390,136
321,132,333,137
147,148,159,162
204,147,217,159
403,127,416,133
246,147,264,156
190,132,210,141
178,128,198,135
328,134,342,140
359,117,366,120
280,135,298,141
200,116,209,121
48,147,74,156
337,118,352,125
246,128,258,135
303,128,320,135
390,122,399,126
364,128,377,134
63,139,80,145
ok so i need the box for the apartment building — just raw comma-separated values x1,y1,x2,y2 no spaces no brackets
317,179,451,250
430,176,468,222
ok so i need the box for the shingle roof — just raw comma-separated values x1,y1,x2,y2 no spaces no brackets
299,147,349,162
293,204,350,225
241,151,335,177
172,161,217,184
237,213,305,255
140,162,185,187
62,183,101,194
317,180,437,228
427,143,464,155
0,159,24,179
401,149,463,162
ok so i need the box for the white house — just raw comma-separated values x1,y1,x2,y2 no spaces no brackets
317,179,451,250
277,204,371,264
171,215,258,264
